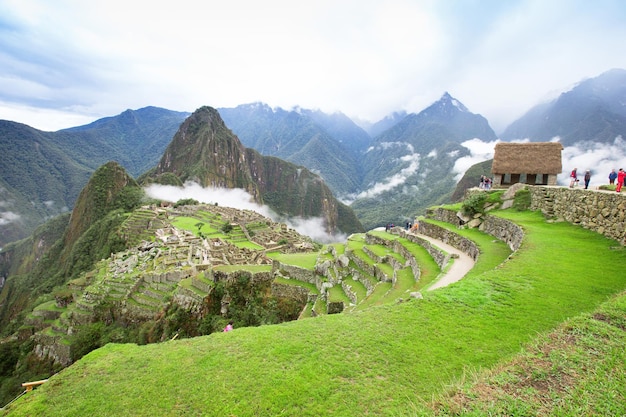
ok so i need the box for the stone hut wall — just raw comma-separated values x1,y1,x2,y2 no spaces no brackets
529,186,626,246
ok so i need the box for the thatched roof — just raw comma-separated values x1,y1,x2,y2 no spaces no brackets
492,142,563,174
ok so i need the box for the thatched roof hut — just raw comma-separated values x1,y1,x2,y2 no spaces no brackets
491,142,563,187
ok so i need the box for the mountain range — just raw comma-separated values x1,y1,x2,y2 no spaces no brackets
501,68,626,145
0,107,188,247
1,67,626,407
2,68,626,248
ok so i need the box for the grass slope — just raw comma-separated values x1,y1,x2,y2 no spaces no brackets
4,210,626,416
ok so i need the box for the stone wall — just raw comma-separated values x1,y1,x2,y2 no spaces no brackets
417,221,481,261
529,186,626,246
271,282,310,303
479,215,524,251
394,230,451,269
425,207,462,227
274,261,321,288
33,332,72,367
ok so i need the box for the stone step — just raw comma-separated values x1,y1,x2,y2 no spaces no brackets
130,292,163,308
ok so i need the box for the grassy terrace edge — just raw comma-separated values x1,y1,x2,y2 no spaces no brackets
3,209,626,416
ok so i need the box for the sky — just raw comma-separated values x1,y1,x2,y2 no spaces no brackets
1,0,626,133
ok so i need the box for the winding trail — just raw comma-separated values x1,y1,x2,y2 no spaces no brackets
411,232,475,290
375,228,476,290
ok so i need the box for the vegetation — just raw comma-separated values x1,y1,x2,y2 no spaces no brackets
461,192,488,216
0,108,187,247
3,207,624,416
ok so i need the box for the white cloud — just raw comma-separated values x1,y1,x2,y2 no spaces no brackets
2,0,625,131
357,152,421,199
0,211,20,226
452,138,500,181
559,136,626,187
143,182,345,243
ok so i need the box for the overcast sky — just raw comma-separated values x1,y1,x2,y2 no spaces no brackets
1,0,626,133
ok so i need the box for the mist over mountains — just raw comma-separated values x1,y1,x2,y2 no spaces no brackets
2,68,626,248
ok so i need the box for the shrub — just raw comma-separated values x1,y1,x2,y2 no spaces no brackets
174,198,199,207
513,189,532,211
599,184,616,191
70,322,106,362
461,192,488,216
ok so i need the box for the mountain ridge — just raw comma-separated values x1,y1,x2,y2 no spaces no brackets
501,68,626,145
145,106,363,236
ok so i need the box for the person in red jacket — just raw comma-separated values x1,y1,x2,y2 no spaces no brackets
569,168,578,188
617,168,626,193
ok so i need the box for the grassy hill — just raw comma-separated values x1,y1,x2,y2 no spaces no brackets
3,208,625,416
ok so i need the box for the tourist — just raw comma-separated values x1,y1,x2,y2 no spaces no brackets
584,170,591,189
609,169,617,185
617,169,626,193
223,321,233,332
569,168,578,188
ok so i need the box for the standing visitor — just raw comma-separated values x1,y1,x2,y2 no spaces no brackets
569,168,578,188
609,169,617,185
224,321,233,332
617,169,625,193
584,170,591,189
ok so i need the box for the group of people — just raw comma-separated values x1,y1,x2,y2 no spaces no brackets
570,168,626,192
609,168,626,192
479,175,492,190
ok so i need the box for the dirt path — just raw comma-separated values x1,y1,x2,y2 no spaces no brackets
411,233,475,290
374,228,476,290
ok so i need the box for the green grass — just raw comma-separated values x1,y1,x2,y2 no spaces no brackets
32,301,64,312
212,265,273,273
265,252,319,269
231,240,264,250
430,290,626,416
6,210,626,416
327,285,351,304
341,277,367,305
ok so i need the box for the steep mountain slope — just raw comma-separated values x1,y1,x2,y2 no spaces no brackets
59,106,189,176
218,103,365,197
0,121,93,248
0,162,143,331
352,93,497,229
360,110,408,137
298,108,371,156
451,159,494,202
0,108,188,248
145,106,363,235
501,68,626,145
